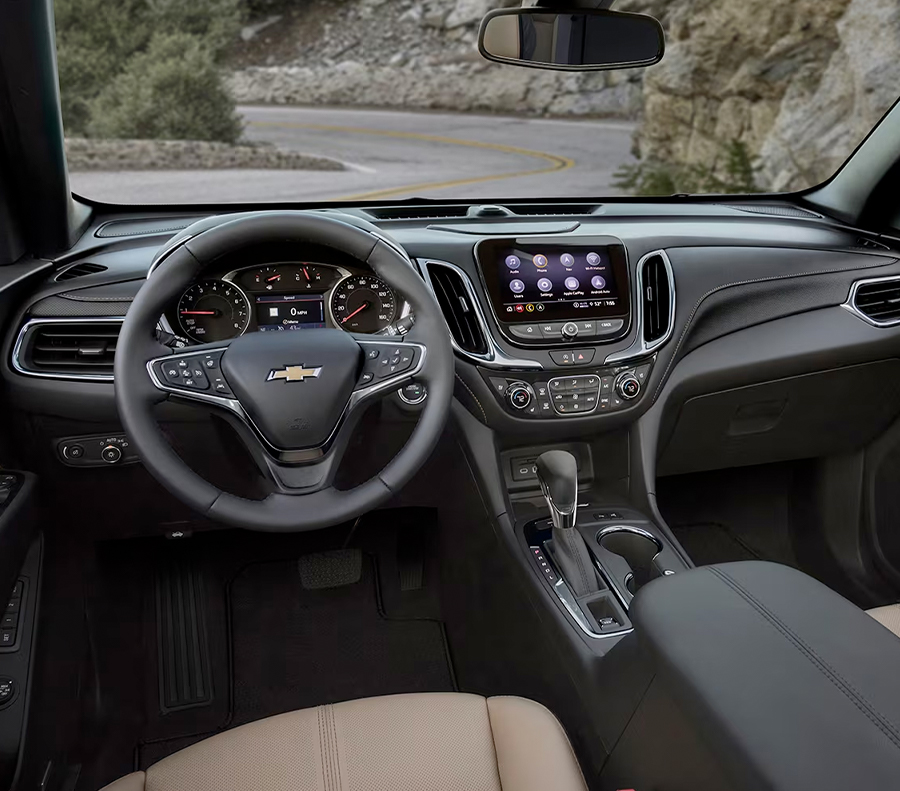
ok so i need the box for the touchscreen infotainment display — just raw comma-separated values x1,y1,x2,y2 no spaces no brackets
478,241,630,324
256,294,326,331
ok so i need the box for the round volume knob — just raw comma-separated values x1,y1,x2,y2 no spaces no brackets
615,373,641,401
506,383,534,410
561,322,579,340
101,445,123,464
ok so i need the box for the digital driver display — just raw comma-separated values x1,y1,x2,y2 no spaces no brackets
255,294,325,332
478,242,630,324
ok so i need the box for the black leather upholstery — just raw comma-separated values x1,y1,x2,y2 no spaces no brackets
618,561,900,790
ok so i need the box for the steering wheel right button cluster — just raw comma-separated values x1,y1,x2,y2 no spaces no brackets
356,343,421,389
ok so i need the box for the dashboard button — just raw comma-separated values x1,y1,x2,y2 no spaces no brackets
550,349,595,367
508,324,542,341
575,320,597,336
596,319,625,336
101,445,123,464
539,322,563,339
561,322,579,339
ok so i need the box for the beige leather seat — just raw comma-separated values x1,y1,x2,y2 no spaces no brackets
868,603,900,637
101,693,588,791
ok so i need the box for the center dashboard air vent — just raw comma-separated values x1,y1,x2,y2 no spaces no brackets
424,263,489,355
848,278,900,326
14,320,121,379
640,251,675,349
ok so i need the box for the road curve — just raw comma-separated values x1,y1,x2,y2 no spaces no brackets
70,105,637,205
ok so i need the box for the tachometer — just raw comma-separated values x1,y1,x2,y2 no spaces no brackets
331,275,397,333
178,280,250,343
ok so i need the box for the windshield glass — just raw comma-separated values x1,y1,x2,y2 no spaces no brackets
55,0,897,205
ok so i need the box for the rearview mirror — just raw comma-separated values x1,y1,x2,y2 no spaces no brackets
478,8,665,71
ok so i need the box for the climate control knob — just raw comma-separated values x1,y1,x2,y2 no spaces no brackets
506,382,535,410
615,373,641,401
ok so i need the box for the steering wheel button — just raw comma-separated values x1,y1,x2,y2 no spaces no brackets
366,349,380,360
359,372,375,385
177,359,189,368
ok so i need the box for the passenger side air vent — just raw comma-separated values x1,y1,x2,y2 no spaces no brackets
55,262,108,281
425,263,489,355
850,279,900,326
16,321,120,378
640,252,674,348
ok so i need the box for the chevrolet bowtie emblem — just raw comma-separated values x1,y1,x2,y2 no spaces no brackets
266,365,323,383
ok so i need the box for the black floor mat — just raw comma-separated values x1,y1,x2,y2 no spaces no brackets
230,554,454,725
658,463,800,569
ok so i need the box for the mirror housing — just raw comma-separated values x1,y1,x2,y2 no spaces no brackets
478,8,665,71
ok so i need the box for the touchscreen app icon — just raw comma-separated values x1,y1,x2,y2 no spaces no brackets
565,277,580,291
505,255,521,270
510,279,526,294
591,275,607,289
533,254,549,268
560,253,575,267
587,252,601,265
537,277,553,292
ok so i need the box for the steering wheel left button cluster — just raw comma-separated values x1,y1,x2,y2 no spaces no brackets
154,350,234,397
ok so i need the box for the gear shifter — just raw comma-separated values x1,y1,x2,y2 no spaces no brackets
536,451,600,597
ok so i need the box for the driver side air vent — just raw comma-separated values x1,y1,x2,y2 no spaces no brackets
425,263,489,355
15,320,121,379
850,279,900,326
55,262,108,281
640,252,674,348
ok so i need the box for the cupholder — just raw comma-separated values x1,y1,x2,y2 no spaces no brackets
597,527,663,594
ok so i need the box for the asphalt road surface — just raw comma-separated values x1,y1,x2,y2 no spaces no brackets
71,105,637,205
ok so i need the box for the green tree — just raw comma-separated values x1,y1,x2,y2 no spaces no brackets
87,31,243,143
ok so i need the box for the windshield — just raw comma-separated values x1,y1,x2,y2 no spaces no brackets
55,0,895,205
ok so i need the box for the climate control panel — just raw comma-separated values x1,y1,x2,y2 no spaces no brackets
484,359,653,419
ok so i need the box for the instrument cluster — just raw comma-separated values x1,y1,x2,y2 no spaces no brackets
168,262,410,344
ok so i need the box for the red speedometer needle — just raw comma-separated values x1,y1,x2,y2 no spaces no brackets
180,310,217,316
341,302,370,324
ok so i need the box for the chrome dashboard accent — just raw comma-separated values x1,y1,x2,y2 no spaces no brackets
842,274,900,327
418,259,542,370
146,339,427,464
605,249,676,365
12,317,124,382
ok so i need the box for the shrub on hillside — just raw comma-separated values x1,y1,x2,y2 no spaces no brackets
55,0,245,140
87,32,243,144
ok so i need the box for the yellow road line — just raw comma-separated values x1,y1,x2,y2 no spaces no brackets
247,120,575,200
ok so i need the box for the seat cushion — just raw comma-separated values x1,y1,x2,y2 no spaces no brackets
100,693,588,791
868,603,900,637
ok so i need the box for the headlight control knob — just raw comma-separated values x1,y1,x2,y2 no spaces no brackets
101,445,123,464
506,382,534,410
615,373,641,400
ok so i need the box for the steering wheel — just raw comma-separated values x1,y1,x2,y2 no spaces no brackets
114,212,454,532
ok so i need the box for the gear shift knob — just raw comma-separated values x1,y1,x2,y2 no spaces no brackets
536,451,578,530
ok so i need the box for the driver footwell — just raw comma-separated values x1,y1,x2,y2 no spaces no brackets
78,510,455,788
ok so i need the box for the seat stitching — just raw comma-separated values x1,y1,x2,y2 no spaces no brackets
319,705,334,791
651,257,899,404
709,567,900,751
329,704,344,791
564,529,590,593
488,697,589,791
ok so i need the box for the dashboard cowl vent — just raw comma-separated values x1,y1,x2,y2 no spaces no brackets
641,253,673,346
363,206,469,221
721,204,824,220
56,262,108,281
854,237,891,252
18,321,120,377
851,279,900,325
425,263,488,355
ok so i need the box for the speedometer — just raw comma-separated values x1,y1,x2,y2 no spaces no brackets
178,280,251,342
330,275,397,333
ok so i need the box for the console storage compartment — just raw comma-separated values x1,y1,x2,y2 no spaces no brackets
601,561,900,791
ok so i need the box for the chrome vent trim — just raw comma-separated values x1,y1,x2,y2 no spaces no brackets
843,275,900,327
418,260,541,370
605,250,676,364
12,318,124,382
